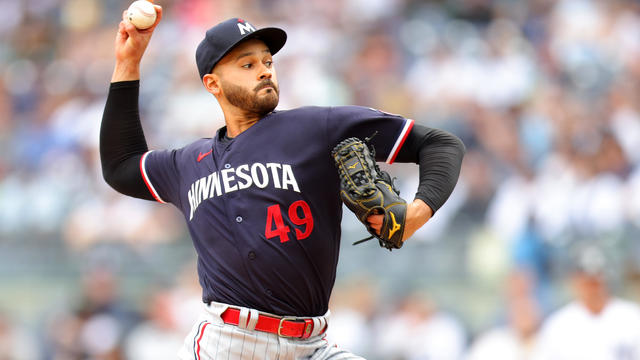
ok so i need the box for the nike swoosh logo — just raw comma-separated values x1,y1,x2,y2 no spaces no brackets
347,162,358,169
197,150,212,162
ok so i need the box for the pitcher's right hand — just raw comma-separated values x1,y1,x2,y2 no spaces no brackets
112,2,162,82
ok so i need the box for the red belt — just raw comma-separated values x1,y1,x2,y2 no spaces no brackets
220,308,323,339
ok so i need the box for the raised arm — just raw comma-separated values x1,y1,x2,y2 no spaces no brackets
100,4,162,199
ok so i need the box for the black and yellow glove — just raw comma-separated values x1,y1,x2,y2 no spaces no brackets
332,137,407,250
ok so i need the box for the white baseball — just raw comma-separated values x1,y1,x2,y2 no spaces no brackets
127,0,157,30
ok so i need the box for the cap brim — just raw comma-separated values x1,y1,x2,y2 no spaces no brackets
200,26,287,78
244,27,287,56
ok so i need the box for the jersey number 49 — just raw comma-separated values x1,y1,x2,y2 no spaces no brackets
265,200,314,243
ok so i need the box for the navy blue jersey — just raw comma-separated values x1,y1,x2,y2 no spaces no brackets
140,105,413,316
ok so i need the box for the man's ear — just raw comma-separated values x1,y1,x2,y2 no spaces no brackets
203,73,221,96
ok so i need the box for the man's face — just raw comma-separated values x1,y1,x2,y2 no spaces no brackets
573,271,608,303
210,39,279,116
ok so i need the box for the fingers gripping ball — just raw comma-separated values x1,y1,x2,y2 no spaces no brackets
332,137,407,250
127,0,157,30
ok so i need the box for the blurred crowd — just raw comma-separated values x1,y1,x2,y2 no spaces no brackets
2,247,639,360
3,0,640,358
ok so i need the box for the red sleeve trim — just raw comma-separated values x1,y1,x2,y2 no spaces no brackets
385,119,414,164
139,151,167,204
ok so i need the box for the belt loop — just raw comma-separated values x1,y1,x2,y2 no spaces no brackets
238,308,250,329
310,317,322,337
246,309,259,331
309,315,329,337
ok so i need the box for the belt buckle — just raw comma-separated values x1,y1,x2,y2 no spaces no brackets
277,317,298,338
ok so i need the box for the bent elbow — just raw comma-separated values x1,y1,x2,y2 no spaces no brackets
437,130,466,160
452,134,466,158
101,162,121,191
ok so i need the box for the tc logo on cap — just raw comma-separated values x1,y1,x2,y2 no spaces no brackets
237,19,256,35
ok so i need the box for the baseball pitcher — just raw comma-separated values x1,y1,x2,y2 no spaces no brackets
101,4,465,359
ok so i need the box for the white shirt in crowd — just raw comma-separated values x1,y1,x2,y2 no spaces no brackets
533,298,640,360
466,327,538,360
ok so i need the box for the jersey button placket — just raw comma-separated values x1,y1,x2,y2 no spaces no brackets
248,251,256,260
235,216,243,223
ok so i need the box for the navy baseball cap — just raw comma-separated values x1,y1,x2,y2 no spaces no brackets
195,18,287,79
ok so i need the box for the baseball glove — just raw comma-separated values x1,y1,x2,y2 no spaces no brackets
332,136,407,250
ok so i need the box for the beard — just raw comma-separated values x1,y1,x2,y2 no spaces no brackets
221,79,279,117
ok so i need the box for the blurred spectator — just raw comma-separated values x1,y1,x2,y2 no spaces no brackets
465,270,542,360
326,277,378,357
0,311,36,360
533,245,640,360
124,288,184,360
42,267,139,360
374,291,467,360
168,261,205,335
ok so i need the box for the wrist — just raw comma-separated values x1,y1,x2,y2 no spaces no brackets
402,199,433,241
410,198,433,220
111,61,141,82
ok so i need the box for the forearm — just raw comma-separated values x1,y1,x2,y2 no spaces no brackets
100,80,154,200
396,124,466,214
415,130,464,212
